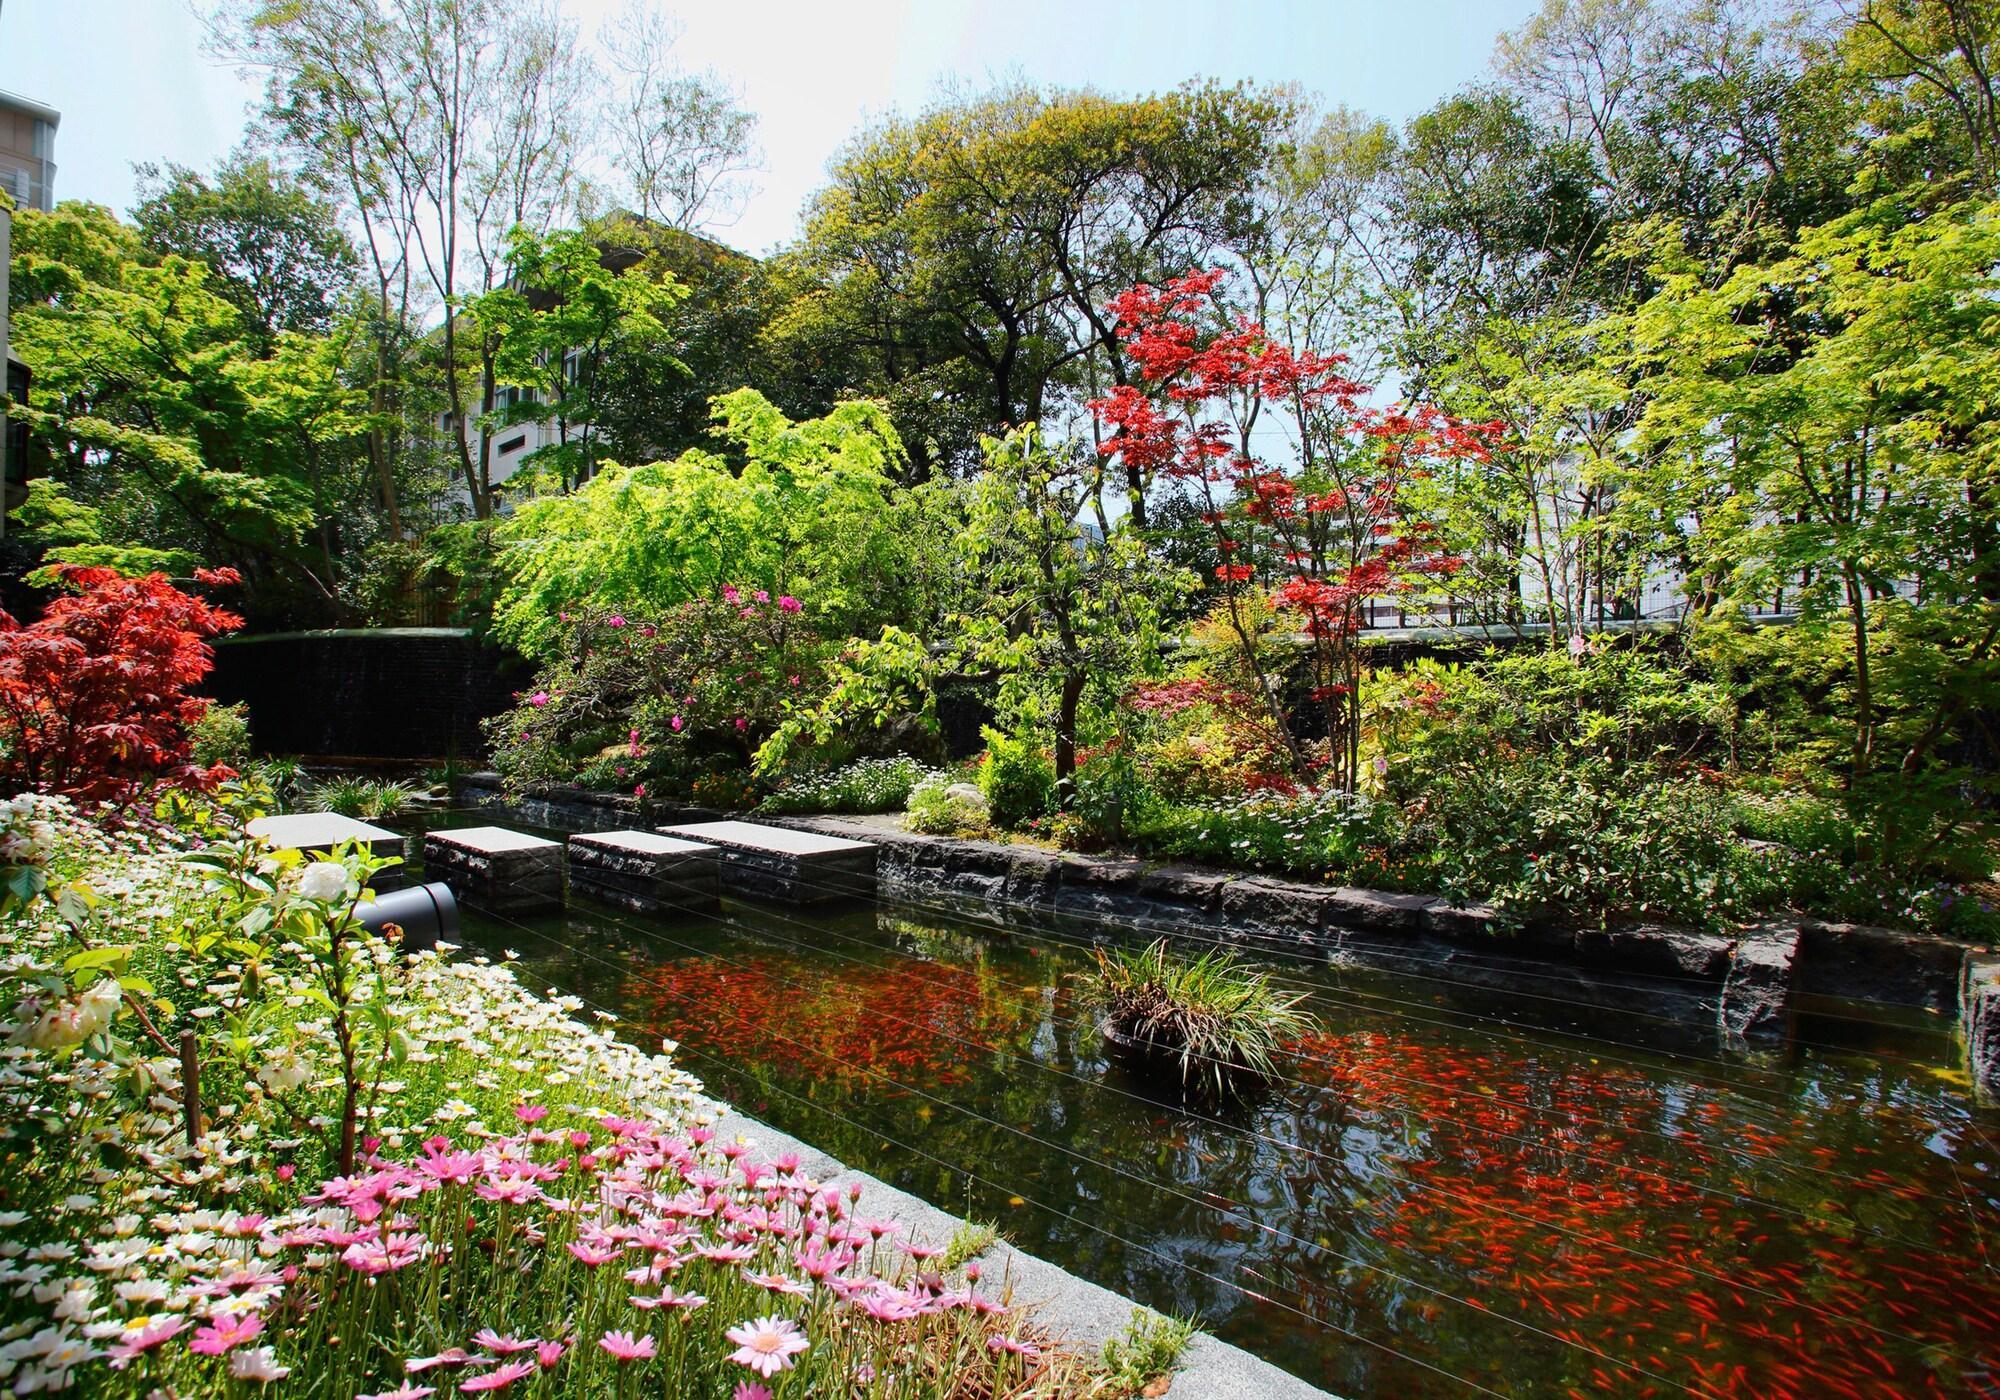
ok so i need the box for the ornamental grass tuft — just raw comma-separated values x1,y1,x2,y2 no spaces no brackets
1080,939,1317,1100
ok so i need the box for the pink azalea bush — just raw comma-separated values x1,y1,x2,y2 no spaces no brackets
0,799,1102,1397
485,590,835,808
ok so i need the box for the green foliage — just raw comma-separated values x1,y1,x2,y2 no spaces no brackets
487,593,833,804
490,391,911,659
188,701,254,769
758,757,939,815
977,726,1057,832
467,224,687,491
1132,790,1386,881
132,154,358,346
306,776,417,820
939,1219,1001,1272
1082,938,1317,1099
1100,1310,1200,1396
904,775,993,838
753,626,938,778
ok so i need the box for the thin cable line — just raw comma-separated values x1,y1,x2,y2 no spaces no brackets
463,894,1728,1400
452,861,2000,1249
488,957,1515,1400
455,868,2000,1335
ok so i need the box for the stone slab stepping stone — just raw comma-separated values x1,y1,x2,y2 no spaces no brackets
247,812,408,868
659,820,877,905
423,825,564,914
569,830,722,914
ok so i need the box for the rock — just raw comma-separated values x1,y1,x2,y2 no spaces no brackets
1421,899,1502,941
1719,921,1801,1049
1323,886,1433,934
1962,954,2000,1102
568,831,721,914
423,825,564,914
1796,920,1971,1012
1134,866,1229,915
1573,922,1737,981
1218,876,1332,933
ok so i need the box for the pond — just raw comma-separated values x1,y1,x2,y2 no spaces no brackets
416,824,2000,1398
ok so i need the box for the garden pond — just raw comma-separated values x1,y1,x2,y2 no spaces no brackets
411,818,2000,1399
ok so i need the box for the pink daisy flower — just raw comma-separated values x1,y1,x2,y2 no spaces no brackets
724,1315,809,1378
189,1311,264,1356
359,1387,436,1400
460,1360,536,1392
599,1330,657,1363
472,1330,536,1356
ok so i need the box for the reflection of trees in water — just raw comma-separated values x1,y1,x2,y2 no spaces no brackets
488,909,2000,1400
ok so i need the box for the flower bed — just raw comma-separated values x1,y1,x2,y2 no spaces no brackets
0,798,1109,1397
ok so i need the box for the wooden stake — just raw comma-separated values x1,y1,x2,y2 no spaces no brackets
179,1029,199,1146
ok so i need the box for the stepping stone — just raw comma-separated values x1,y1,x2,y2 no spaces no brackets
659,820,877,905
568,831,722,914
423,825,563,914
247,811,407,866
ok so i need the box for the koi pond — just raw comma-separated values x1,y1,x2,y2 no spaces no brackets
425,833,2000,1398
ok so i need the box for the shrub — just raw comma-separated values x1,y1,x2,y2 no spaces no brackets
486,590,834,801
759,756,938,814
0,565,243,798
1081,938,1317,1099
978,726,1056,830
1101,1310,1200,1395
1134,789,1384,879
187,700,253,769
906,775,992,836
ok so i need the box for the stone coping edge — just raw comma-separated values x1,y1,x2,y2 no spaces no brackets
700,1099,1339,1400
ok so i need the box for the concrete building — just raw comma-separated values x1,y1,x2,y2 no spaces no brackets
0,88,58,213
0,88,53,538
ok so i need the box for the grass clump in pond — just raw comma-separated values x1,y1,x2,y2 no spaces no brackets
308,773,418,819
1083,938,1316,1099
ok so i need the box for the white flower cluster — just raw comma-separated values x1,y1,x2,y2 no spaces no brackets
7,978,122,1052
0,793,65,868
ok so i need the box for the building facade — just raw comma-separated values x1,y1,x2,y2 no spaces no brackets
0,88,58,213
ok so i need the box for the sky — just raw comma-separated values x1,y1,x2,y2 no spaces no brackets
2,0,1538,256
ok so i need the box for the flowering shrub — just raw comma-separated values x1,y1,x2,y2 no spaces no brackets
486,590,832,804
0,801,1110,1398
0,566,244,799
759,756,940,815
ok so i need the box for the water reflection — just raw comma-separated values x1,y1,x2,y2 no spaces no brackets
459,893,2000,1398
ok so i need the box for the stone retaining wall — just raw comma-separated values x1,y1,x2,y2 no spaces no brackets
767,815,1983,1036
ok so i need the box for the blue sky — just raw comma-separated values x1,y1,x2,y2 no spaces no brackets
4,0,1536,255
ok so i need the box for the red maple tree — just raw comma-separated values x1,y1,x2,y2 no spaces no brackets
1091,270,1501,789
0,566,245,799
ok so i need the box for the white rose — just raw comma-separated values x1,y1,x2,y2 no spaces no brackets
296,862,353,904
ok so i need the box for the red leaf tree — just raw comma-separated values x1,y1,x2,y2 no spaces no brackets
1091,270,1501,789
0,566,245,799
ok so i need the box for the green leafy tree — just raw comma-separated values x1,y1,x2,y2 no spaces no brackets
468,224,687,491
132,155,359,349
490,390,913,657
958,426,1190,800
1624,188,2000,864
7,203,372,622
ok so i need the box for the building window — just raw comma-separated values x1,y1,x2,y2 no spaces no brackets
498,434,526,455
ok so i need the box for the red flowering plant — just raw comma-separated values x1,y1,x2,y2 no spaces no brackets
1091,270,1502,790
0,565,244,800
486,587,833,804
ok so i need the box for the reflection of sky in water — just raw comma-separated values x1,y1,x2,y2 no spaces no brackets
454,888,2000,1399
